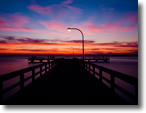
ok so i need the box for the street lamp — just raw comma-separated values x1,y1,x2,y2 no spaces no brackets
67,28,84,61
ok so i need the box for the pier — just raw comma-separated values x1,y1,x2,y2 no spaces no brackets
0,58,138,105
28,56,110,63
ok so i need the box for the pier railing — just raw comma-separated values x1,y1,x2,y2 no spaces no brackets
0,60,58,104
78,59,138,104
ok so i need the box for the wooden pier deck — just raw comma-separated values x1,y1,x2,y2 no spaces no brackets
3,59,129,105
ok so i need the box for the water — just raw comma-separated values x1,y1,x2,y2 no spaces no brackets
0,56,42,75
93,56,138,78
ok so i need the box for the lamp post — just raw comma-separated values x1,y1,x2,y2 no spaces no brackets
67,28,84,61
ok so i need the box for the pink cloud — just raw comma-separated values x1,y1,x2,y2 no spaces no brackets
8,13,29,27
0,17,8,26
99,4,115,12
27,0,82,19
0,17,72,36
61,0,73,5
86,23,134,33
40,20,68,33
121,13,138,23
0,13,43,33
109,8,115,11
28,5,51,14
40,20,95,35
0,13,30,32
0,26,16,31
123,27,132,31
0,26,38,33
127,13,138,23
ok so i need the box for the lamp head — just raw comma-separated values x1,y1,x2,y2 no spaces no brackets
67,28,71,31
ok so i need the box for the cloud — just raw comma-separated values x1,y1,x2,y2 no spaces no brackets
0,40,7,43
62,40,94,44
95,41,138,48
61,0,73,5
121,12,138,23
40,20,95,35
8,13,29,27
87,23,134,33
0,13,39,33
0,36,62,44
27,5,52,14
0,48,8,50
0,35,138,55
15,49,49,52
0,36,138,48
0,17,9,26
28,0,82,19
99,4,115,12
5,36,15,40
40,20,68,33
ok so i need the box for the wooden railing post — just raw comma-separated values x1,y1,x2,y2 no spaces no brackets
99,69,102,82
89,63,90,72
20,73,24,90
0,79,3,104
40,66,42,76
111,75,115,93
32,69,35,82
93,66,95,76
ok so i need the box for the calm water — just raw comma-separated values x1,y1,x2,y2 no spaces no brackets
0,56,138,77
93,56,138,78
0,56,42,75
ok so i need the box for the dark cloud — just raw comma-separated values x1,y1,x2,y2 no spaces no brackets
17,38,46,43
15,48,59,52
0,36,138,49
96,41,138,48
5,36,15,40
0,40,7,43
0,36,56,44
62,40,94,44
0,48,7,50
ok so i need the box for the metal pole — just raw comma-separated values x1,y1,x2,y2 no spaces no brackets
69,28,84,61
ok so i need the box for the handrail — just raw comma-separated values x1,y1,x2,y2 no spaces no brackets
78,59,138,104
0,59,59,104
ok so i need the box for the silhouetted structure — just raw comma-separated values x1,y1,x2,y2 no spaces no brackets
0,59,138,105
28,56,110,63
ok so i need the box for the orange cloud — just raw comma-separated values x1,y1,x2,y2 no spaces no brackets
0,36,138,55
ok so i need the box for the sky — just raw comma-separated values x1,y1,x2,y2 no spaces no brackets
0,0,138,55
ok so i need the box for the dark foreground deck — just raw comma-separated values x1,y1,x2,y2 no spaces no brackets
4,59,128,105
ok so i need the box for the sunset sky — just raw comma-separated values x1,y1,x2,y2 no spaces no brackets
0,0,138,55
